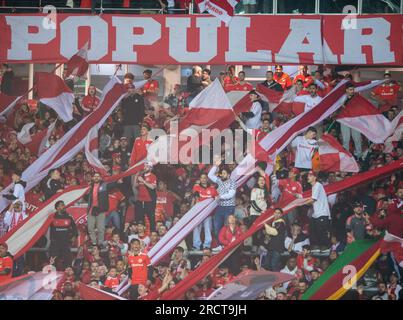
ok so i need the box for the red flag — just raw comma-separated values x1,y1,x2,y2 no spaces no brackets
17,121,56,156
256,83,297,116
336,94,392,143
65,42,89,78
35,72,74,122
84,126,108,176
0,92,21,117
380,232,403,268
317,133,359,172
195,0,240,24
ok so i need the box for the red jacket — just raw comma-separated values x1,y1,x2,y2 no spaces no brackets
218,225,243,247
370,212,403,238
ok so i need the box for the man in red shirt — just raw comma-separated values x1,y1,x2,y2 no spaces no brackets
133,161,157,232
272,167,303,224
293,66,314,88
127,238,151,300
223,65,240,92
235,71,254,91
129,124,153,166
142,69,159,104
192,173,218,250
0,242,13,284
371,71,401,112
155,180,180,224
81,85,100,116
273,65,292,90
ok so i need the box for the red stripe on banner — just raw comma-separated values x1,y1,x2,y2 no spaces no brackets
336,94,380,118
42,82,126,171
79,282,126,300
35,72,73,98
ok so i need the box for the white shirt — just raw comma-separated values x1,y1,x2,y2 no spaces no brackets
294,94,323,112
311,182,331,218
291,136,318,169
13,183,26,211
3,210,27,231
167,0,175,7
245,101,262,129
284,236,310,253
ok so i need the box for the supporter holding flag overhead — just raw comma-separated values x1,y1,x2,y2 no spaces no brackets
370,70,401,113
34,72,75,123
273,65,292,91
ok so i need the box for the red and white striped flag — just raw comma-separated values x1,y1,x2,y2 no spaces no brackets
380,232,403,268
316,133,359,172
0,93,21,118
35,72,75,122
85,126,108,177
17,121,56,156
256,84,298,115
0,77,127,213
65,42,89,78
195,0,239,24
384,111,403,153
336,94,392,144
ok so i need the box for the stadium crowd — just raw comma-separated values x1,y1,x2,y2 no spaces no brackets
0,62,402,300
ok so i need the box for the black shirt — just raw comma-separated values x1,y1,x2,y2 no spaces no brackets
120,93,145,126
261,80,283,92
187,75,204,98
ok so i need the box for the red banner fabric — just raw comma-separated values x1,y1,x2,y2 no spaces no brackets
0,14,401,65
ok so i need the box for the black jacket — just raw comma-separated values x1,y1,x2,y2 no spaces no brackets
187,75,203,98
50,211,78,244
44,178,64,200
257,219,286,252
120,93,145,126
261,80,283,92
87,181,120,214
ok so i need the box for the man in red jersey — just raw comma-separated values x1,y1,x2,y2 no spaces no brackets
192,173,218,250
127,239,151,300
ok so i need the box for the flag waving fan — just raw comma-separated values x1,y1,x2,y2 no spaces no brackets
195,0,240,25
65,42,89,78
35,72,75,123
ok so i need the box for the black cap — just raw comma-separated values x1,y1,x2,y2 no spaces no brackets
353,201,363,208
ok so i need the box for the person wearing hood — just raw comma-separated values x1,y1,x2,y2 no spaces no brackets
2,170,26,211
